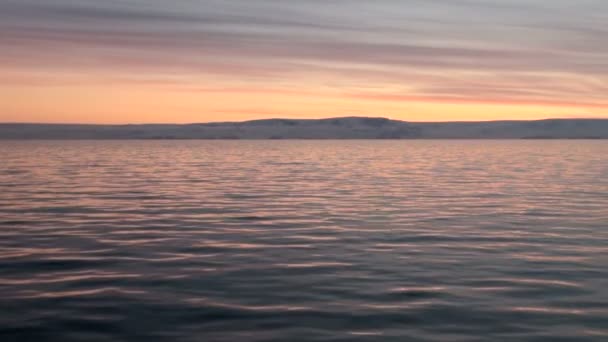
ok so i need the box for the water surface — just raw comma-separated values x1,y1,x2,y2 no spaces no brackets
1,140,607,341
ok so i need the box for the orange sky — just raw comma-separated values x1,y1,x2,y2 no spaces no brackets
1,79,605,124
1,1,606,123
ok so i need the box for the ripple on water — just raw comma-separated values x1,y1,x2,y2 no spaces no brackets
1,140,607,341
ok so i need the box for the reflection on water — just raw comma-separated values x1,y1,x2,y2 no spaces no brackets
1,140,607,341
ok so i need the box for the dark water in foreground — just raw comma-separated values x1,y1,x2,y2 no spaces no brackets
1,140,607,341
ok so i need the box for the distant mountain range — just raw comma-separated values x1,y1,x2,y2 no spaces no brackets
1,117,607,139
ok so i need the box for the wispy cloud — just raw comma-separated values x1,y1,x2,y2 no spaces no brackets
1,0,607,120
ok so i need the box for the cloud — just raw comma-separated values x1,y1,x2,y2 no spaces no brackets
1,0,607,108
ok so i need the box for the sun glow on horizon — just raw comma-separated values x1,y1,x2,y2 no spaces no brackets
1,1,606,124
1,77,605,124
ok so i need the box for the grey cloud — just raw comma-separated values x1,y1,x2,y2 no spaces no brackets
1,0,607,106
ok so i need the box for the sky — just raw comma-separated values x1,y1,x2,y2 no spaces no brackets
1,0,607,123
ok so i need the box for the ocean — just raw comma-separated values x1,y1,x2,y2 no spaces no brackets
1,140,607,341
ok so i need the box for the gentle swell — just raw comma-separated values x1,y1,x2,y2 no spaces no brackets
0,140,607,341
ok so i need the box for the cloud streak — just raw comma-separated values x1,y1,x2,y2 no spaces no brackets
1,0,607,121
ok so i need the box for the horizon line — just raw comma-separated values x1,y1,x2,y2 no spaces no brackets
2,116,608,126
